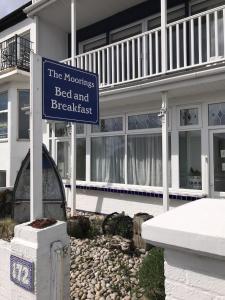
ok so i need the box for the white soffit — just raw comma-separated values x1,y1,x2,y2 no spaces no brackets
25,0,147,31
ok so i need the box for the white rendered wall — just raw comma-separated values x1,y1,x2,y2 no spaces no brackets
0,240,11,300
165,249,225,300
68,189,189,217
0,222,70,300
142,199,225,300
38,19,68,61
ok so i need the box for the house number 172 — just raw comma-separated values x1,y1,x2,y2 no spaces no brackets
10,255,34,292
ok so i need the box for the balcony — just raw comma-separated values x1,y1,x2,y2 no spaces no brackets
62,5,225,89
0,35,32,73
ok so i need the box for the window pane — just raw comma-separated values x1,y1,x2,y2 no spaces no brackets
49,140,52,156
208,103,225,126
180,108,198,126
76,123,84,135
18,90,30,139
213,132,225,192
55,123,68,137
83,37,107,53
0,113,7,139
92,117,123,133
91,136,125,183
128,133,171,186
49,123,53,137
179,131,202,189
77,138,86,180
55,122,84,136
0,171,6,187
128,113,161,130
110,24,142,43
0,92,7,111
57,141,70,179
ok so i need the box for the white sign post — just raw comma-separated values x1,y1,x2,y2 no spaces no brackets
30,52,43,221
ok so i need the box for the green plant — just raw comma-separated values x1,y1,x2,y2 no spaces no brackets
189,167,201,176
138,247,165,300
67,216,90,238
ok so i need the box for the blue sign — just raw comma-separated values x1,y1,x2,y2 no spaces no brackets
42,57,99,124
10,255,34,292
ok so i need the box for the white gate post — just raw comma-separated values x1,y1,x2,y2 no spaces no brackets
161,92,169,212
70,0,77,216
161,0,167,73
30,52,43,220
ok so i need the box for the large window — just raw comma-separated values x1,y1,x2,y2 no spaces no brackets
179,131,202,189
18,90,30,139
50,122,86,180
91,117,125,183
0,92,8,139
128,133,164,186
57,141,70,179
178,105,202,190
127,112,171,187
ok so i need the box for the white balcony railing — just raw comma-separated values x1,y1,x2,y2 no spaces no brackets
62,5,225,88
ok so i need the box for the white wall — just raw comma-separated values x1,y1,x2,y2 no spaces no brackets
165,249,225,300
69,189,189,217
0,240,11,300
38,18,68,61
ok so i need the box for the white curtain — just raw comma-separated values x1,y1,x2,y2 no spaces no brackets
91,136,125,183
128,134,171,187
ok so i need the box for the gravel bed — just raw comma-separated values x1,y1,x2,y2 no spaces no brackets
70,235,147,300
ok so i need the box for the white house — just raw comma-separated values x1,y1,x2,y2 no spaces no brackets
1,0,225,216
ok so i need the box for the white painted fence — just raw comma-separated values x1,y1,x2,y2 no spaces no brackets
63,5,225,88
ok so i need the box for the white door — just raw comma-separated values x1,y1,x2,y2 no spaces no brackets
210,129,225,197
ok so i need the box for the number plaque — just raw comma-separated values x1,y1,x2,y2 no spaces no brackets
10,255,34,292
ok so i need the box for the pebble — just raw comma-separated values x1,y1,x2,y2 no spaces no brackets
70,212,146,300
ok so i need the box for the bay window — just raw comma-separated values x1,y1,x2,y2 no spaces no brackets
0,92,8,139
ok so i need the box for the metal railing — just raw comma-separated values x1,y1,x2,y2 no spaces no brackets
0,35,32,72
62,4,225,88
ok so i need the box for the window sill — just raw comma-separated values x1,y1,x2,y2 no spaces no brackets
0,138,8,143
64,181,206,201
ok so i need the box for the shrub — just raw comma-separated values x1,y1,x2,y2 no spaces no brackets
0,218,16,240
102,212,133,239
138,247,165,300
67,216,90,238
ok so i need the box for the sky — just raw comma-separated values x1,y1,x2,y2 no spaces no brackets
0,0,30,19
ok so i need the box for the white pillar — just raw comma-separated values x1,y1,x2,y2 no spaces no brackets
161,92,169,212
161,0,167,73
30,53,43,220
70,0,77,216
